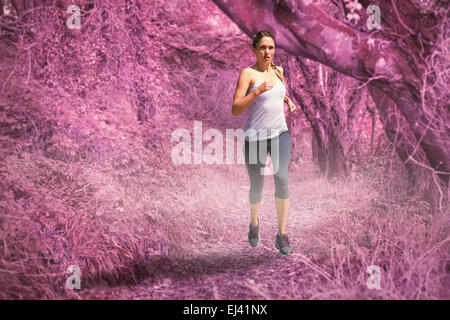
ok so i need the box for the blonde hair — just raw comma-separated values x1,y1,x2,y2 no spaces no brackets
270,62,286,88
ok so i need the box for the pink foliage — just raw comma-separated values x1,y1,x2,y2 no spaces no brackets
0,0,447,300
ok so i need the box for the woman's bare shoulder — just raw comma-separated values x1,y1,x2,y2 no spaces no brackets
241,67,255,75
238,67,256,83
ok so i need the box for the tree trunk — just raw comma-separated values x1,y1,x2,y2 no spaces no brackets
367,104,376,155
311,131,318,161
369,85,446,212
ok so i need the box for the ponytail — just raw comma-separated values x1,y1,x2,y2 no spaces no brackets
270,62,287,88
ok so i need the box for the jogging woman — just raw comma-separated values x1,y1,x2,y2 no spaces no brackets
232,30,297,256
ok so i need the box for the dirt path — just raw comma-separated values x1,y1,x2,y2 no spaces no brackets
78,162,347,299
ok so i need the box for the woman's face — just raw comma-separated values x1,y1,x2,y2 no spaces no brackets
253,36,275,65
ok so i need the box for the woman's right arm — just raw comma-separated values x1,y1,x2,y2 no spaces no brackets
231,68,261,117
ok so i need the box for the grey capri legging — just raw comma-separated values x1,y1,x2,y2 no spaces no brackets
243,130,291,204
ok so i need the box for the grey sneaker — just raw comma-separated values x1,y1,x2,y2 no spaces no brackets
275,233,293,256
248,218,260,247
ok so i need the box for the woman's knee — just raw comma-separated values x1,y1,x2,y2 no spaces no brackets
274,183,289,198
249,191,263,204
274,170,288,184
274,174,289,198
249,176,264,203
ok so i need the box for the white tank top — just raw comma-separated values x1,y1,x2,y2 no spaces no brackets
244,78,289,141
